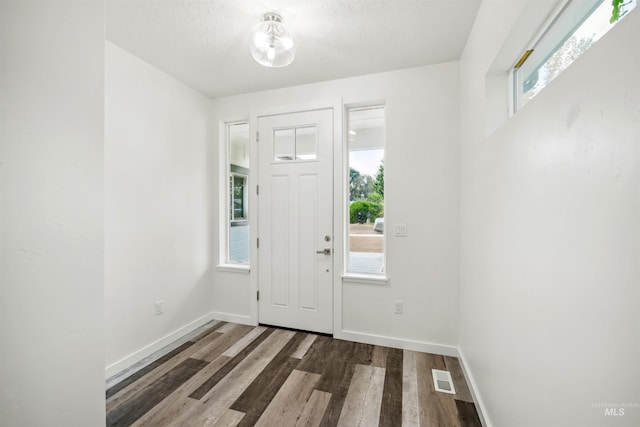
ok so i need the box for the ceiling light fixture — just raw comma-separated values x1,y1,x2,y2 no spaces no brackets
249,12,296,68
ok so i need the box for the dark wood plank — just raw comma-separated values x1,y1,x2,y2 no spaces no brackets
444,356,474,403
296,335,333,373
190,321,226,341
299,338,373,377
416,353,461,427
191,324,255,362
106,358,208,426
188,327,275,400
349,341,374,365
371,345,389,368
231,332,307,427
291,333,317,359
298,337,350,427
307,339,373,427
318,340,374,389
378,348,403,427
456,400,483,427
106,340,196,399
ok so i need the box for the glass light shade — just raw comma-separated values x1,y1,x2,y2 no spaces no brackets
249,13,296,68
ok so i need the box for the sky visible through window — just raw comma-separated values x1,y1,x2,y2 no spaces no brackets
350,149,384,177
576,0,637,42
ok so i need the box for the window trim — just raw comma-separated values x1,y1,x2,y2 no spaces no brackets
342,273,389,285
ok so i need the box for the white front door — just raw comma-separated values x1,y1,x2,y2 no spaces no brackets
258,109,333,333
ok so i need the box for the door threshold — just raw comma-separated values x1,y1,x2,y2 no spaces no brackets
259,323,333,338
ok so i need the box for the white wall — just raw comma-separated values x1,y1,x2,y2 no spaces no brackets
0,2,106,425
105,42,216,376
212,63,460,351
460,3,640,426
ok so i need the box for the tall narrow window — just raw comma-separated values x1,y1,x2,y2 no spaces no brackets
227,123,250,264
347,106,385,274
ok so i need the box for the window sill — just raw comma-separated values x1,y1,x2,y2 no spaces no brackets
342,273,388,285
216,264,250,274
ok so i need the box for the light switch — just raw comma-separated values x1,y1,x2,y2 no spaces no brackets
394,224,407,237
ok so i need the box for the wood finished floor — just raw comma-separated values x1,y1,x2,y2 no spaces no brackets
106,321,482,427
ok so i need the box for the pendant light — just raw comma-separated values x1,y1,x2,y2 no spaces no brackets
249,13,296,68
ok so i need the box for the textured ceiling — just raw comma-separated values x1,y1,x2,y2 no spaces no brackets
106,0,481,99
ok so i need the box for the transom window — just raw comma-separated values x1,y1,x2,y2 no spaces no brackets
514,0,636,110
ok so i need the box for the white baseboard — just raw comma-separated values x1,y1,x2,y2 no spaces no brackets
458,348,492,427
209,311,254,326
336,329,460,357
104,311,218,379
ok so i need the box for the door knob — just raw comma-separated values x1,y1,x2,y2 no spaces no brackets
316,248,331,255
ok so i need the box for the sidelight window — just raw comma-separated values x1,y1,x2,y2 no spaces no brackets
226,122,250,265
346,106,385,275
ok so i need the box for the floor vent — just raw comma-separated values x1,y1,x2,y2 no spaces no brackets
432,369,456,394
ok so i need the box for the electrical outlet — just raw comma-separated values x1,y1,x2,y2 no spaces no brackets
155,300,164,316
393,300,403,314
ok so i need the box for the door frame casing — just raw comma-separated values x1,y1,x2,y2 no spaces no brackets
248,99,343,335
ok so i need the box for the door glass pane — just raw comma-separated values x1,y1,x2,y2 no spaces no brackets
347,106,385,274
274,126,318,161
295,126,317,160
274,128,295,161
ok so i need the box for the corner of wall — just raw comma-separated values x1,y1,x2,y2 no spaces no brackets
457,348,492,427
